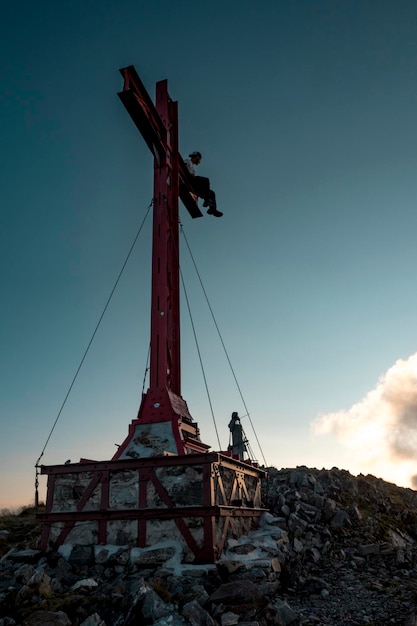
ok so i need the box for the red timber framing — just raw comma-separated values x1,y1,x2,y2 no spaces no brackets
37,67,267,562
39,453,267,563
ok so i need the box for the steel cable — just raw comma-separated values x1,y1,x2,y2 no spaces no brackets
180,225,267,466
35,201,153,469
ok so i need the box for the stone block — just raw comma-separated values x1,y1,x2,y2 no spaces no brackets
182,600,216,625
68,545,94,567
131,546,177,567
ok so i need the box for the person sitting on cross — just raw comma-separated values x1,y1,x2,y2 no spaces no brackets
184,151,223,218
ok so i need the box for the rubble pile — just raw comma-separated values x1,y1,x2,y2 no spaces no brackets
1,466,417,625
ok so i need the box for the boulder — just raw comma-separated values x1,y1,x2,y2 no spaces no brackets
209,579,266,613
23,611,71,626
182,599,217,625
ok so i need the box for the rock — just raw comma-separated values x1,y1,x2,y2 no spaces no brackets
209,579,266,613
293,538,303,553
287,513,308,536
15,563,35,584
68,545,94,566
8,549,42,563
125,578,174,625
349,504,363,523
221,612,239,625
358,543,380,556
15,584,34,606
258,580,280,597
271,557,281,572
113,548,130,565
298,502,321,522
23,611,71,626
281,504,291,517
182,599,217,625
27,570,53,598
323,498,336,521
330,509,351,528
131,545,177,566
79,614,106,626
274,599,298,624
95,548,110,564
260,512,284,527
217,560,245,575
71,577,99,591
307,547,321,563
153,615,186,626
3,465,417,625
405,613,417,626
229,542,256,555
183,583,209,608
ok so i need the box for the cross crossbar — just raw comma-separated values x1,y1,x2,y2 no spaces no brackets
118,66,202,218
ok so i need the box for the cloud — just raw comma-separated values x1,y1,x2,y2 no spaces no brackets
312,352,417,487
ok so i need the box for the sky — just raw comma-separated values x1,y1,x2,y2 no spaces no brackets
2,0,417,508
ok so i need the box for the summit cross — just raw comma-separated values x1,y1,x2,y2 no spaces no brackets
113,66,210,459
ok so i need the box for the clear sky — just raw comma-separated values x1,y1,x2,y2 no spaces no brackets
2,0,417,508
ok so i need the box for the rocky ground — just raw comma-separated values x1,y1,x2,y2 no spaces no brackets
1,467,417,625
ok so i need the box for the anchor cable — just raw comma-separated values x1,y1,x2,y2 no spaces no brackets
35,201,153,470
164,201,222,450
180,225,268,466
179,262,222,451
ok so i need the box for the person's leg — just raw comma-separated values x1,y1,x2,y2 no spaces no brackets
194,177,223,217
206,190,223,217
193,176,210,201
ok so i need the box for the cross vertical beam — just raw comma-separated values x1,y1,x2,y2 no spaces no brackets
150,80,180,394
114,66,210,458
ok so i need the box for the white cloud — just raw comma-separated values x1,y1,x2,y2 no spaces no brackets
312,352,417,488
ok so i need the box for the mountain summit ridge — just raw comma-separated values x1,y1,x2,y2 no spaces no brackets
1,466,417,625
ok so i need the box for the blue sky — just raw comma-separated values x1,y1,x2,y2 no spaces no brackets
2,0,417,507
